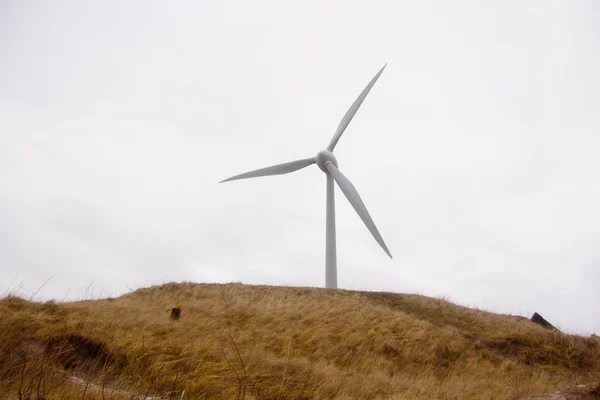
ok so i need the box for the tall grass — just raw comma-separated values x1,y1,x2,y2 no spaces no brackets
1,282,598,399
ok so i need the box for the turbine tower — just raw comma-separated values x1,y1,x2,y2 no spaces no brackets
220,64,392,289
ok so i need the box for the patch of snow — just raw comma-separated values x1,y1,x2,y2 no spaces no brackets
66,375,164,400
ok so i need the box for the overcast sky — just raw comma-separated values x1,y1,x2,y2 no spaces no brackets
1,1,599,335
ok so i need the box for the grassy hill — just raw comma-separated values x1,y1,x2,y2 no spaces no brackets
1,282,599,399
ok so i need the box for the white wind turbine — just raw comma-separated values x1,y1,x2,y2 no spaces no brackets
220,64,392,289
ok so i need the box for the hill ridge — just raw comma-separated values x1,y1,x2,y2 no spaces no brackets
1,282,599,399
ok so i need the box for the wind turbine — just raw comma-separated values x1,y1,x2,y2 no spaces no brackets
219,64,392,289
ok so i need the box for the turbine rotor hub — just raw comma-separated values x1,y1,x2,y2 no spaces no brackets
316,150,338,173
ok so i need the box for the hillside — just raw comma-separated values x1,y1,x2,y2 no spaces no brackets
1,282,599,399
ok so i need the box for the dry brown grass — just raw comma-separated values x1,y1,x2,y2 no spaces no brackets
1,282,599,399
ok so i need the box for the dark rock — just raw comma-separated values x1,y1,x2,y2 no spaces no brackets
530,312,560,332
170,307,181,321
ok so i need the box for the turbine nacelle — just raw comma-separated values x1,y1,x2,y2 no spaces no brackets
316,150,338,173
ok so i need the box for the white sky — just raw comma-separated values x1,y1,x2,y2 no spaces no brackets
1,1,599,335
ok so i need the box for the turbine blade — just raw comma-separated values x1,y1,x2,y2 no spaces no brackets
219,157,315,183
325,163,392,258
327,63,387,152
